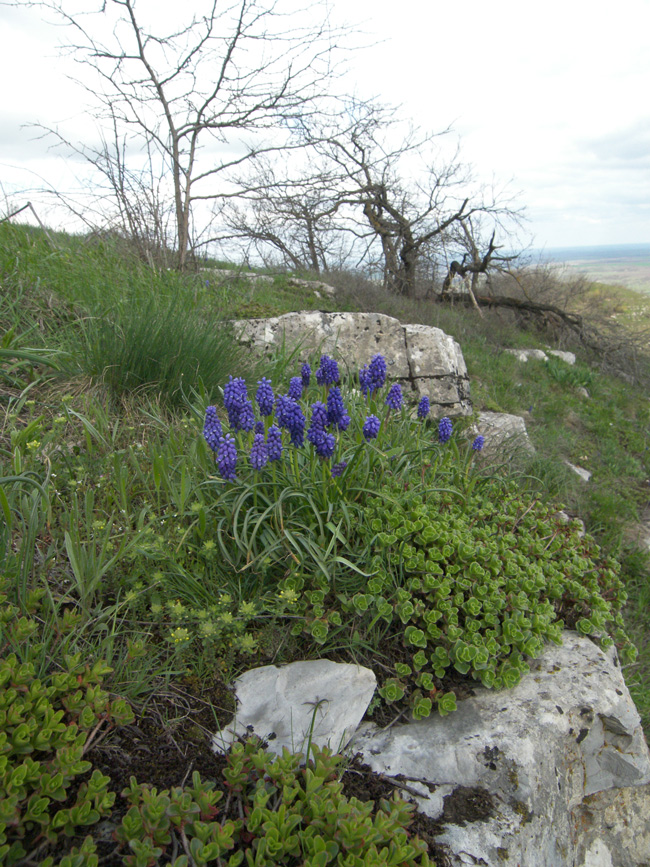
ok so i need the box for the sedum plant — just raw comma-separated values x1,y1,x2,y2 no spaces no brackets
112,737,434,866
0,581,133,866
351,481,636,718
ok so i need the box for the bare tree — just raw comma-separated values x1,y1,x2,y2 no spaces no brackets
440,215,521,310
17,0,346,269
309,103,512,297
219,155,354,273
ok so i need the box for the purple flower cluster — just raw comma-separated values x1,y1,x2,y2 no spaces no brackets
249,433,269,470
438,417,453,444
472,435,485,452
224,376,255,431
363,414,381,440
359,354,387,397
267,425,283,461
255,378,274,416
288,377,303,401
276,394,305,447
217,434,237,480
385,383,403,411
308,401,336,458
203,405,223,452
205,352,471,484
315,355,340,386
327,387,351,431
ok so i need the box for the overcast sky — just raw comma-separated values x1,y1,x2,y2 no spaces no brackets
1,0,649,250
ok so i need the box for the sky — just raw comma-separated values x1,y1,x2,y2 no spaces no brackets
1,0,649,251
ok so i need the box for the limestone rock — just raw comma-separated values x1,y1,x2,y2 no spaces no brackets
505,348,576,366
350,632,650,867
212,660,376,759
475,411,535,456
548,349,576,365
231,311,472,416
286,277,337,297
505,348,549,362
565,461,592,483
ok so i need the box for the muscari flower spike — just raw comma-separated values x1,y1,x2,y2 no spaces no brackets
255,378,275,416
472,435,485,452
331,460,348,478
288,376,303,401
267,425,283,461
326,386,349,430
385,383,403,411
368,354,387,392
301,362,311,387
363,414,381,440
217,434,238,480
316,354,340,386
417,395,430,419
203,406,222,452
438,417,453,444
249,433,269,470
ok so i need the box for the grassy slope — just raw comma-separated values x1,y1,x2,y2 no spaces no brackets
1,222,649,735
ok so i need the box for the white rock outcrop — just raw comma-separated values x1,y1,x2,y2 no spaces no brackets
214,636,650,866
352,632,650,866
231,311,472,416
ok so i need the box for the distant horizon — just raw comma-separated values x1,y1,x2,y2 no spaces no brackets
535,242,650,263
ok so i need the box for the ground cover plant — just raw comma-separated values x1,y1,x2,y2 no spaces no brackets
1,220,649,860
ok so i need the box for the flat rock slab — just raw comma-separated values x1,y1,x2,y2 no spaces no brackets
230,311,472,416
213,660,376,759
350,632,650,867
475,411,535,456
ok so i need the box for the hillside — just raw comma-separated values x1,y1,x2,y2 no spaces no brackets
1,221,649,863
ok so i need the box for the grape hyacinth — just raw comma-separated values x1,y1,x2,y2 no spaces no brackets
472,435,485,452
216,434,237,480
326,386,350,430
307,402,328,445
313,429,336,459
368,353,387,392
254,421,265,435
203,406,222,452
276,395,305,447
417,395,430,419
238,399,256,432
288,376,303,401
331,460,348,478
438,417,453,444
267,425,283,461
255,378,275,416
301,362,311,387
249,433,269,470
385,383,403,411
223,376,249,430
363,414,381,440
316,355,340,386
359,353,387,396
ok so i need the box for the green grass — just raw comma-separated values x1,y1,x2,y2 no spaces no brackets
1,220,650,858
